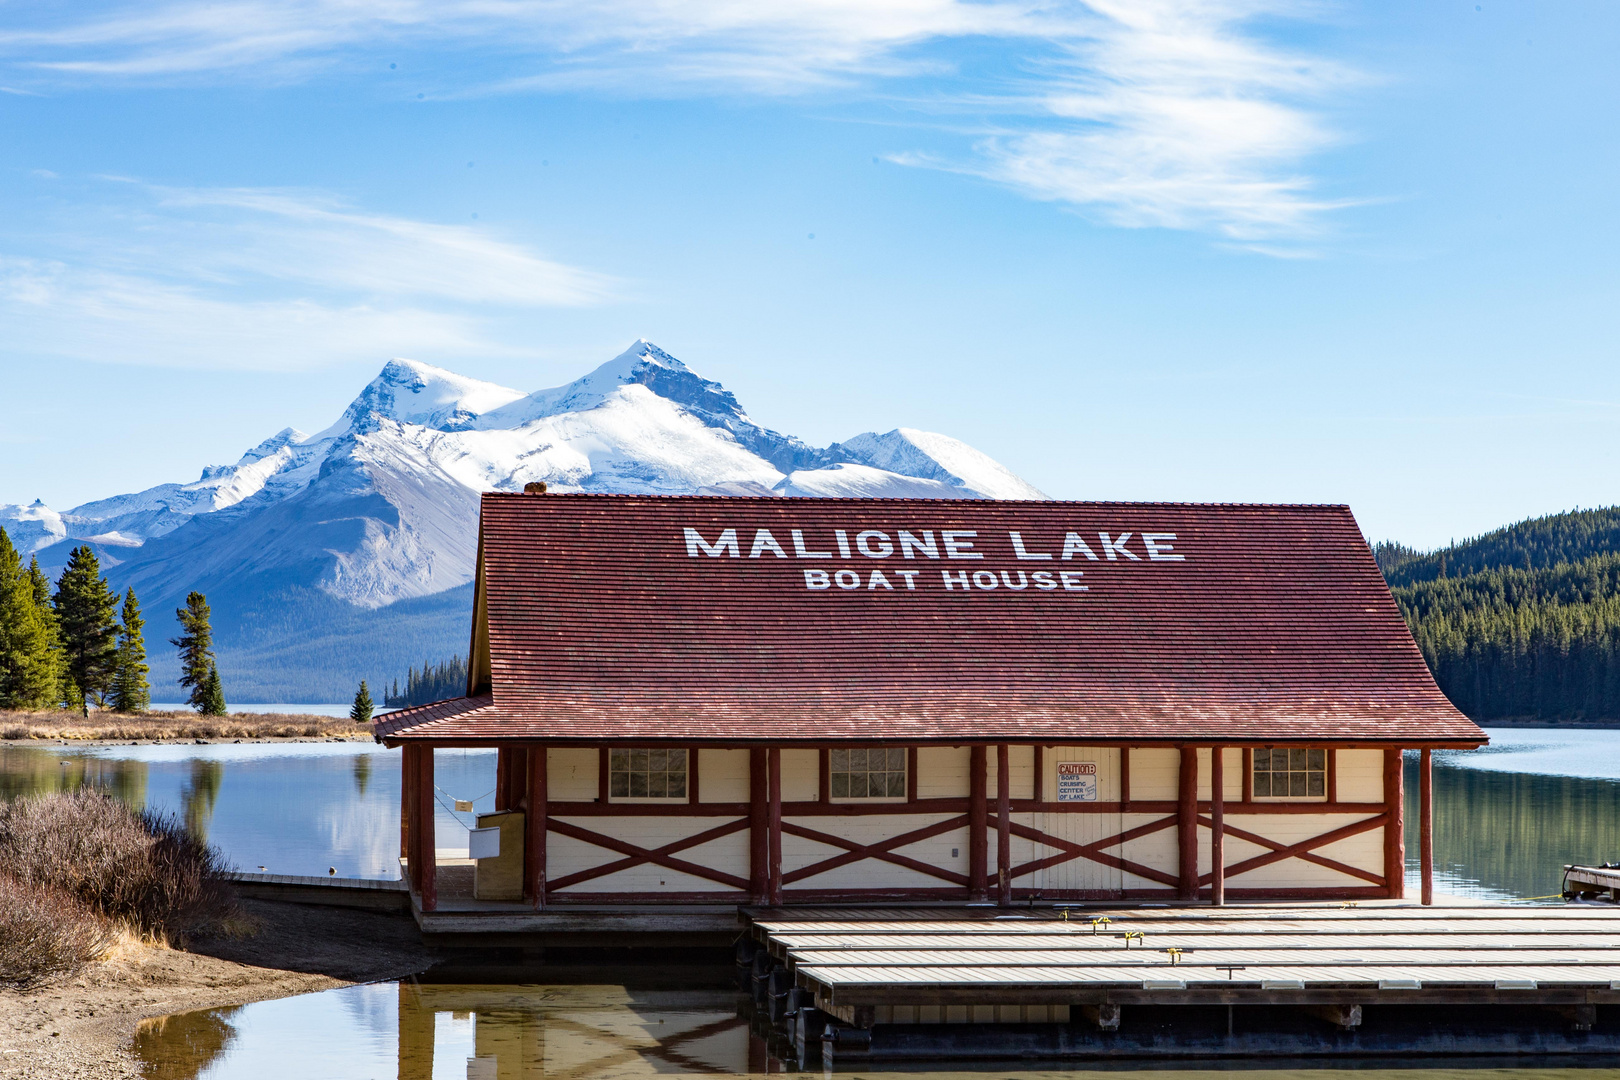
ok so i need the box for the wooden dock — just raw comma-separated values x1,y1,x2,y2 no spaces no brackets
740,903,1620,1061
1567,864,1620,902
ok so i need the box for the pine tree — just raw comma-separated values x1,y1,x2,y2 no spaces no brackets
52,545,119,716
350,680,374,724
0,529,59,710
200,661,227,717
110,588,150,713
171,591,216,710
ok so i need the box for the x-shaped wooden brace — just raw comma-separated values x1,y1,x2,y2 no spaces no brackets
545,817,751,892
780,815,972,887
1198,812,1388,886
1005,814,1182,889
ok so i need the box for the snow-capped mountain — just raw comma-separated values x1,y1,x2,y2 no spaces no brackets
1,341,1044,698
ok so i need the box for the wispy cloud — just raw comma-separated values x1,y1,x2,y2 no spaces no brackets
0,1,1361,245
0,182,613,370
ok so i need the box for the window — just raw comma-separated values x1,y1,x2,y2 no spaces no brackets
1253,748,1326,799
608,748,688,800
830,748,906,799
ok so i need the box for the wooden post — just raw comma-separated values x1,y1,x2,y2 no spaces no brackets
1210,746,1225,907
1120,746,1131,809
768,747,783,906
1177,745,1198,901
1384,747,1405,899
527,746,546,909
495,747,510,811
996,744,1012,907
1420,747,1434,906
749,748,769,904
418,745,437,912
400,743,412,866
969,745,988,901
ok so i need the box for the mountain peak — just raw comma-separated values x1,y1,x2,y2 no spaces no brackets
329,357,526,436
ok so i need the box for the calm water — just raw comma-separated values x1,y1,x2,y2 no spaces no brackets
0,742,500,875
129,982,1620,1079
8,728,1620,1076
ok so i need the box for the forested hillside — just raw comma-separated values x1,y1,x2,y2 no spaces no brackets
1379,508,1620,723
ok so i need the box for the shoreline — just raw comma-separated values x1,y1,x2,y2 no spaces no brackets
0,899,436,1080
1,708,375,745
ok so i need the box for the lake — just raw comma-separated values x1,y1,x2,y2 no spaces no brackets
7,727,1620,1077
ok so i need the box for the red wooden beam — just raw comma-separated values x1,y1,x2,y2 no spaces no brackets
749,747,768,904
768,747,783,905
1120,746,1131,809
907,746,919,803
1242,747,1253,803
418,745,436,912
996,744,1012,907
1327,747,1338,804
780,816,972,887
545,817,750,891
1420,747,1434,905
1210,745,1225,906
969,745,988,901
1177,745,1198,900
688,747,700,805
527,745,546,909
1384,747,1404,898
1032,745,1044,803
494,747,508,812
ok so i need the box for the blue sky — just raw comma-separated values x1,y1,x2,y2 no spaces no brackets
1,1,1615,548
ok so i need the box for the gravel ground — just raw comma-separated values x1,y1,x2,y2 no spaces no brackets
0,899,436,1080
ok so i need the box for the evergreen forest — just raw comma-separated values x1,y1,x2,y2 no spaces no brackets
1378,507,1620,723
384,655,469,708
0,527,225,714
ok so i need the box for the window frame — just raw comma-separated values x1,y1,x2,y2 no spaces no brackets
1250,746,1329,802
606,747,691,804
828,746,909,803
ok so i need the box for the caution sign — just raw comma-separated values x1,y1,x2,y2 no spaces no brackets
1056,762,1098,802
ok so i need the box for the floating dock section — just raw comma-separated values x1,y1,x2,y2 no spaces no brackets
740,904,1620,1061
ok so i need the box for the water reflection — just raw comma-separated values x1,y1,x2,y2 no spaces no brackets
1409,755,1620,901
132,1006,241,1080
182,760,225,841
132,983,1620,1079
0,743,498,879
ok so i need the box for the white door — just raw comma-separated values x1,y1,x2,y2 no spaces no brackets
1038,747,1124,898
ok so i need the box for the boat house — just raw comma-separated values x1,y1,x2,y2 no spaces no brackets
374,492,1485,921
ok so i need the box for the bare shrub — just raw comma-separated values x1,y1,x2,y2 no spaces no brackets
0,789,239,942
0,873,116,986
2,726,28,740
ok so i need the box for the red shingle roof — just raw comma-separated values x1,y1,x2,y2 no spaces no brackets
378,494,1484,746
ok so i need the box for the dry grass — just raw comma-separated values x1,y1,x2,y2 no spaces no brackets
0,790,244,985
0,790,240,941
0,707,367,742
0,874,116,988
